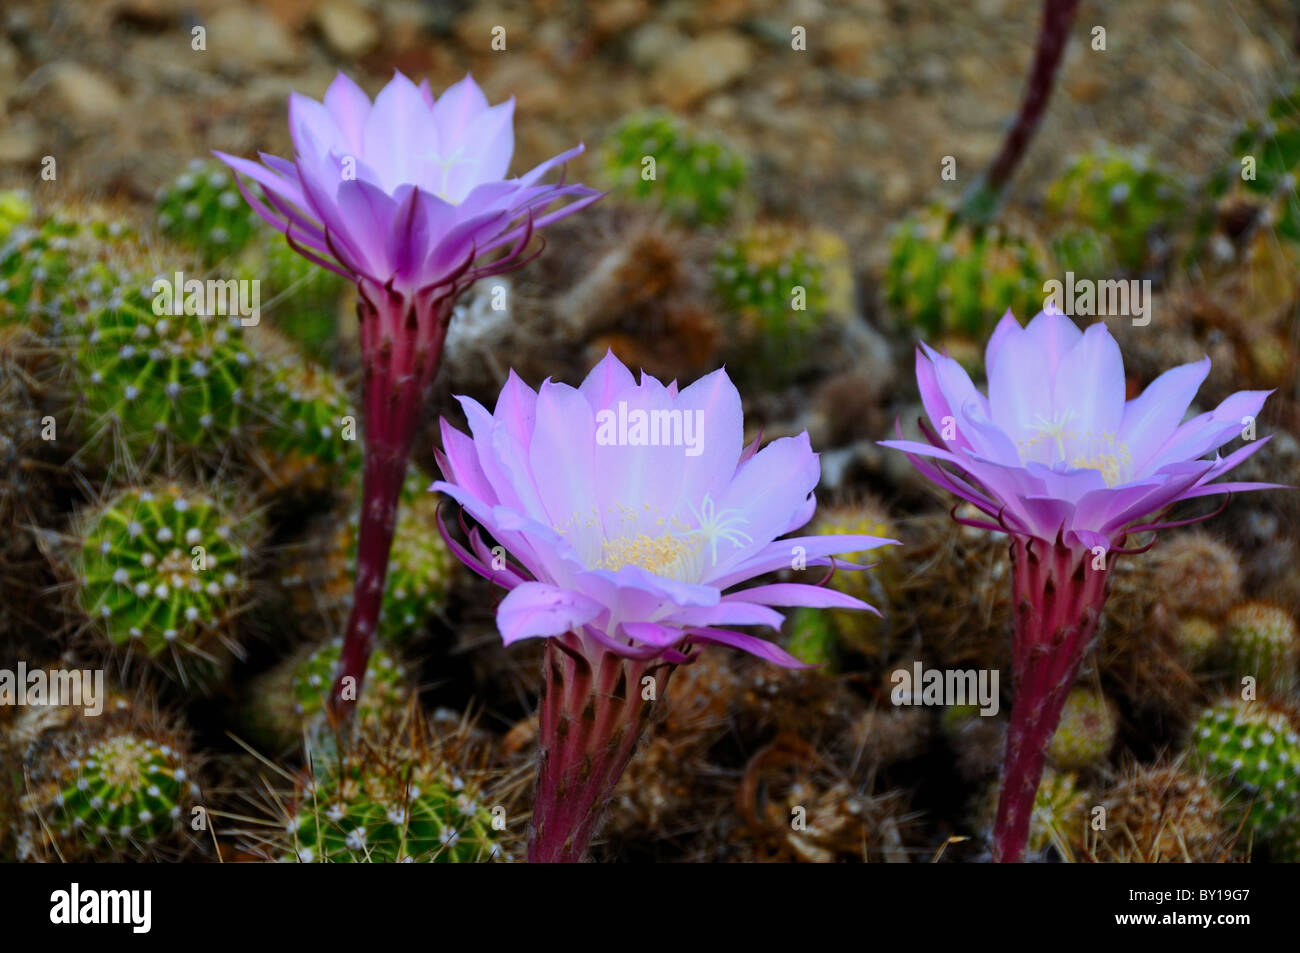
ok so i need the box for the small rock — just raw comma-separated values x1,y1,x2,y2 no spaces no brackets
824,19,880,74
205,5,304,70
0,112,40,163
315,0,380,59
628,22,684,71
37,62,125,124
650,31,752,110
591,0,648,37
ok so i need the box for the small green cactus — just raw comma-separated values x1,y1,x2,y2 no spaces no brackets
884,205,1051,339
380,491,459,641
1190,699,1300,840
279,480,456,639
156,159,262,263
249,348,359,494
806,502,895,654
603,111,747,226
69,282,254,467
713,223,853,382
1175,616,1221,671
784,607,838,669
1222,602,1298,697
241,638,409,750
1222,605,1294,696
1207,83,1300,244
1046,148,1186,274
0,212,137,334
10,693,202,862
973,767,1087,858
277,718,510,863
74,482,258,687
237,234,345,364
1048,688,1119,771
23,733,200,861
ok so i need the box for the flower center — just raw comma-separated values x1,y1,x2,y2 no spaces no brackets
417,147,477,204
599,531,702,579
557,496,753,582
1017,413,1132,487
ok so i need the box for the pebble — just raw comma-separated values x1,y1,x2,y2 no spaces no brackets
650,31,753,110
315,0,380,59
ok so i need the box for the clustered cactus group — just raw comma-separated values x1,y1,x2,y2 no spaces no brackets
0,186,476,863
2,60,1299,868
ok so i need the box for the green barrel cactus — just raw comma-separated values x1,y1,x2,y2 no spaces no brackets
1047,688,1119,770
713,223,853,382
1206,83,1300,244
22,733,200,861
0,210,137,334
1175,616,1221,671
885,205,1050,339
73,482,258,687
237,234,345,364
1190,699,1300,840
156,159,261,263
278,722,510,863
602,111,747,226
279,480,456,639
10,693,202,862
249,348,359,494
1046,148,1186,274
805,502,896,654
241,638,410,750
973,767,1087,858
379,491,459,640
69,280,254,467
1222,602,1298,697
785,606,838,669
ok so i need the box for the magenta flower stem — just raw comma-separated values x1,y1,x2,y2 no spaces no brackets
528,634,675,862
991,535,1112,862
330,283,455,724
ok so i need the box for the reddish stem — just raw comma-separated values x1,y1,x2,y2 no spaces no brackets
328,280,454,725
991,534,1113,862
528,633,674,862
961,0,1081,225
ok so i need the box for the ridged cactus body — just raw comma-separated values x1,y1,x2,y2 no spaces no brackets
1190,699,1300,840
249,349,359,494
277,717,510,863
9,694,201,861
156,159,261,263
714,224,852,382
74,483,257,686
237,234,344,363
70,286,254,466
1046,148,1185,274
603,111,747,225
885,205,1049,339
242,638,409,750
1222,602,1298,697
1048,688,1119,771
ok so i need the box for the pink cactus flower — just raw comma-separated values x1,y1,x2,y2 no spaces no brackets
215,72,598,719
435,351,895,861
882,306,1281,862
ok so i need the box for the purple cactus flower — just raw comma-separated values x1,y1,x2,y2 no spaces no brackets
435,351,895,861
881,306,1281,862
215,72,598,720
